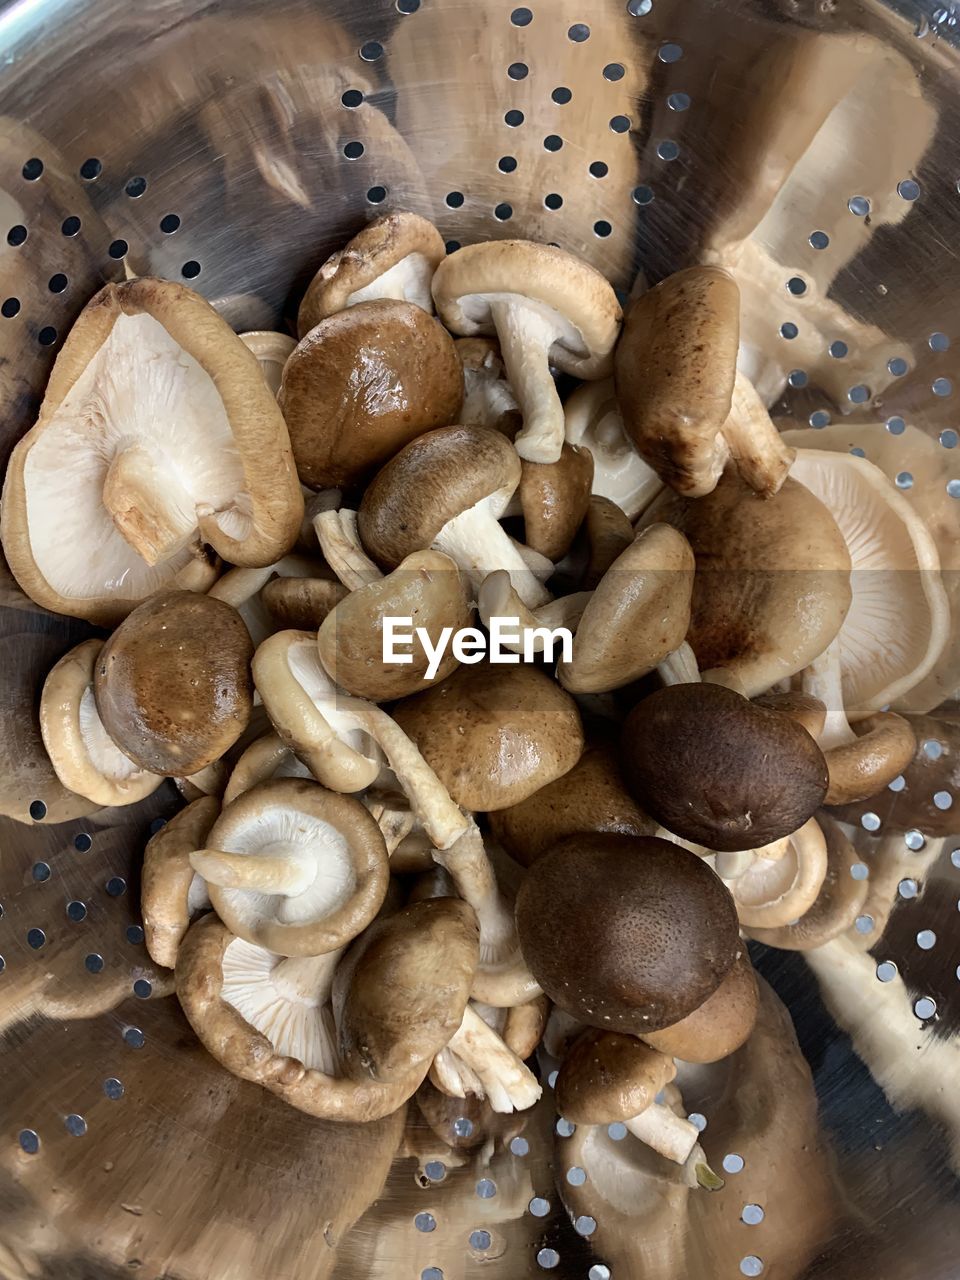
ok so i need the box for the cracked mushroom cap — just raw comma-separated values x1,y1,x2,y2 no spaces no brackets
39,637,163,808
94,590,254,776
563,379,663,521
393,662,584,811
1,278,302,624
640,952,759,1063
556,1030,677,1125
516,833,741,1033
333,898,480,1085
141,794,219,968
189,777,389,956
279,299,463,490
519,443,594,562
297,211,446,335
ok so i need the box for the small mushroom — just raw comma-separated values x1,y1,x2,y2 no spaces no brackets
640,952,759,1063
239,329,296,397
297,211,446,335
261,575,347,631
223,729,313,806
433,240,622,463
622,683,828,850
317,550,472,700
456,337,520,434
314,507,384,590
189,777,389,956
333,898,480,1084
94,590,254,776
357,424,549,607
279,299,463,489
477,570,591,655
578,493,637,590
563,379,663,520
141,794,219,968
39,638,162,807
719,817,828,929
516,834,741,1033
429,1004,542,1113
518,444,594,562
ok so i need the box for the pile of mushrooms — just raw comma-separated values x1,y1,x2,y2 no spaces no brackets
2,215,953,1220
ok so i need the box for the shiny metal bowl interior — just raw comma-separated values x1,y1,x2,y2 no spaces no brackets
0,0,958,1277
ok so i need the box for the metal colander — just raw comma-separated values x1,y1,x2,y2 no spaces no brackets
0,0,958,1276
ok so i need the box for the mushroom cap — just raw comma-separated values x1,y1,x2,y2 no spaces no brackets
555,1029,677,1125
297,211,446,334
333,898,480,1084
94,589,254,776
754,690,828,740
640,951,759,1063
142,794,219,968
261,575,347,631
725,817,828,929
194,777,389,956
823,711,917,805
519,444,594,562
614,266,740,497
357,425,522,569
1,277,302,623
317,550,472,700
238,329,297,398
563,379,664,521
222,729,312,806
644,468,853,696
176,913,417,1122
456,336,521,436
621,683,828,851
558,524,695,694
393,662,584,811
516,833,741,1033
433,240,622,377
489,742,653,867
279,300,463,490
580,493,636,590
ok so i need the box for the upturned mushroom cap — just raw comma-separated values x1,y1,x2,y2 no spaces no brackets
141,794,219,968
640,952,759,1063
754,690,827,740
261,575,347,631
489,742,653,867
190,777,389,956
239,329,296,397
1,277,302,623
519,444,594,562
279,300,463,489
563,379,663,520
621,684,828,851
645,467,852,696
297,211,446,335
558,524,695,694
516,833,741,1033
317,550,472,700
456,337,521,435
556,1030,677,1125
94,589,254,776
722,817,829,929
393,662,584,811
333,898,480,1084
39,637,163,807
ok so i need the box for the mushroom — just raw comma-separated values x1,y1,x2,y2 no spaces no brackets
517,444,594,562
141,794,219,968
557,525,695,694
577,493,638,591
39,638,163,807
94,589,254,776
357,424,550,607
333,898,479,1084
317,550,472,700
563,379,663,520
238,329,296,397
223,729,313,805
753,689,827,739
622,683,828,850
209,552,331,646
393,662,584,811
456,337,520,435
476,571,590,655
174,759,229,803
429,1004,543,1113
279,299,463,489
188,777,389,956
432,240,622,463
314,507,384,590
176,913,417,1122
640,952,759,1063
644,466,853,696
516,834,741,1034
614,267,793,498
261,575,347,631
719,817,828,929
297,211,446,335
1,277,302,623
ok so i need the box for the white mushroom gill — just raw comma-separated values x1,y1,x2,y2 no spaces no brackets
23,312,247,598
345,252,435,311
77,685,144,782
286,639,384,769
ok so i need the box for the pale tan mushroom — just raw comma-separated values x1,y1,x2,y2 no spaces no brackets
142,794,219,968
239,329,296,398
719,817,828,929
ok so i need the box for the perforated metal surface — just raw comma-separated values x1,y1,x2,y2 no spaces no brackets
0,0,959,1277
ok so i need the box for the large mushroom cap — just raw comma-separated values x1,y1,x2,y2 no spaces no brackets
279,300,463,490
516,833,741,1033
556,1030,677,1125
1,277,302,623
141,793,219,968
621,683,828,851
393,662,584,811
640,951,759,1063
94,589,254,776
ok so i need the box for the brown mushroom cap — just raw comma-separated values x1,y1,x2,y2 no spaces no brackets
754,690,827,740
279,300,463,490
489,742,653,867
519,444,594,562
516,833,741,1033
141,794,219,968
556,1029,677,1124
393,662,584,811
640,951,759,1063
261,576,347,631
621,684,828,851
94,589,254,775
333,898,480,1085
581,494,636,590
822,711,917,805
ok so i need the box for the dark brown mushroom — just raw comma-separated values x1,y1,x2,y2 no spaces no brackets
640,951,759,1063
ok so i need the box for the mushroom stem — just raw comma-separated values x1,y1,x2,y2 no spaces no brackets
209,562,279,608
477,570,589,654
190,847,316,896
314,509,383,590
719,370,795,498
432,822,516,952
626,1102,703,1166
438,1004,543,1113
102,444,199,566
657,640,701,686
801,637,854,749
434,497,552,608
490,298,567,464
